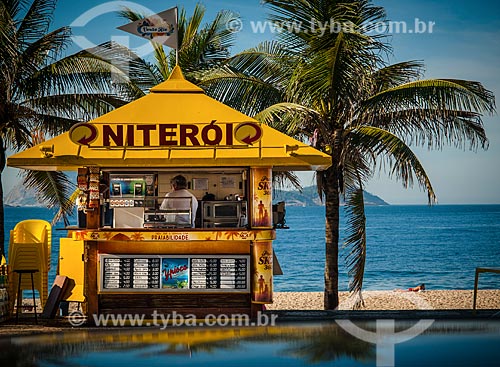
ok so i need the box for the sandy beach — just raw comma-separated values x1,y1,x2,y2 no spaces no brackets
267,290,500,310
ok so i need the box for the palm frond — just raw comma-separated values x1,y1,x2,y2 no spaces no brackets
227,41,297,83
1,113,33,151
287,31,381,118
19,93,128,135
358,107,488,150
341,146,373,190
17,0,57,46
179,8,237,74
358,79,495,150
272,171,301,191
363,79,496,116
201,67,283,116
52,188,80,226
117,6,145,22
22,170,76,226
343,186,367,308
0,3,20,63
18,26,71,76
179,4,204,50
348,125,436,203
20,45,143,104
78,41,158,96
0,0,21,19
371,60,425,93
254,102,320,137
315,169,326,203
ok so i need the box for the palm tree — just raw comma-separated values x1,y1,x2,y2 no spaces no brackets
0,0,135,257
117,3,238,93
201,0,495,309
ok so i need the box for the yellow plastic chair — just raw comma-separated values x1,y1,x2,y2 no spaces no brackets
9,243,46,322
11,220,51,271
8,242,48,315
8,220,51,312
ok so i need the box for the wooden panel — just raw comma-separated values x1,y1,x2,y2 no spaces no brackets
100,293,250,308
84,241,99,316
98,308,252,318
99,293,251,318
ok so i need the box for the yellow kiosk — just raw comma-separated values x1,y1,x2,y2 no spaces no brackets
7,67,331,320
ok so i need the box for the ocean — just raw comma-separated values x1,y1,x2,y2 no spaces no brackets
4,205,500,292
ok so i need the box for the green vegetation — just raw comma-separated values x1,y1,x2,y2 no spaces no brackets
117,3,238,92
1,1,495,311
0,0,138,257
201,0,495,309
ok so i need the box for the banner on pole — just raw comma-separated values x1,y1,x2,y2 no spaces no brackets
117,7,178,49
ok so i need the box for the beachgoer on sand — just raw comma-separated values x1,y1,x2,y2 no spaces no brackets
408,283,425,292
395,283,425,292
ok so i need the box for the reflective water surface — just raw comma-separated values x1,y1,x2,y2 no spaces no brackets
1,320,499,367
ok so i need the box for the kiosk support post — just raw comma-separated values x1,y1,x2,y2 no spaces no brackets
86,210,100,229
84,241,99,321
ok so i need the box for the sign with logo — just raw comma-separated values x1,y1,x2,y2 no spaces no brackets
251,241,273,303
69,123,98,145
251,168,272,228
117,7,178,49
68,121,263,148
234,122,262,145
162,258,189,289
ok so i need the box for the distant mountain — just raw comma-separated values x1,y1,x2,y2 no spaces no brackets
4,181,388,208
274,185,389,206
4,184,45,207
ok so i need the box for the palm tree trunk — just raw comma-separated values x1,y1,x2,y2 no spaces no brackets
324,144,341,310
0,137,5,259
0,176,4,259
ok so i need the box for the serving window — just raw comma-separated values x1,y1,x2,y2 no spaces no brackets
103,169,249,229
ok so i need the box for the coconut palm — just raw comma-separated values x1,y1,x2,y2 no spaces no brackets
0,0,136,257
201,0,495,309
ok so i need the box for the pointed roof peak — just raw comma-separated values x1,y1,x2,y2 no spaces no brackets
169,65,184,80
150,65,204,93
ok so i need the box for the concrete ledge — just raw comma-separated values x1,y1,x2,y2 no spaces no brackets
265,309,500,321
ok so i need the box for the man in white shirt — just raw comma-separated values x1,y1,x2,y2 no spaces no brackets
160,175,198,228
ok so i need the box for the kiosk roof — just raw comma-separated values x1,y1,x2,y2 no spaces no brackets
7,66,331,171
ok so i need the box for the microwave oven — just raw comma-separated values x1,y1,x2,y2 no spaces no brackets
202,201,247,228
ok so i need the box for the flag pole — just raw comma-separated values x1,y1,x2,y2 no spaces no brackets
175,6,179,66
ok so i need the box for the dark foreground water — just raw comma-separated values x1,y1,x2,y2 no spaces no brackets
0,321,499,366
4,204,500,291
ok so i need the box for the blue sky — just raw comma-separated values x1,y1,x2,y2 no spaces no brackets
5,0,500,204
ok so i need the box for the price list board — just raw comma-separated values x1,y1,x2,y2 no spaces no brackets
190,257,248,291
102,256,160,290
100,255,249,292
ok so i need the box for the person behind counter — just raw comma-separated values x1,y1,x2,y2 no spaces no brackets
160,175,198,228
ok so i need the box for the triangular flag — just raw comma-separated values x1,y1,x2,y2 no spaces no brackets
117,7,178,49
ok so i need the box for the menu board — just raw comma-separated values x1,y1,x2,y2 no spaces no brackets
190,257,248,289
100,255,249,292
103,257,161,289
